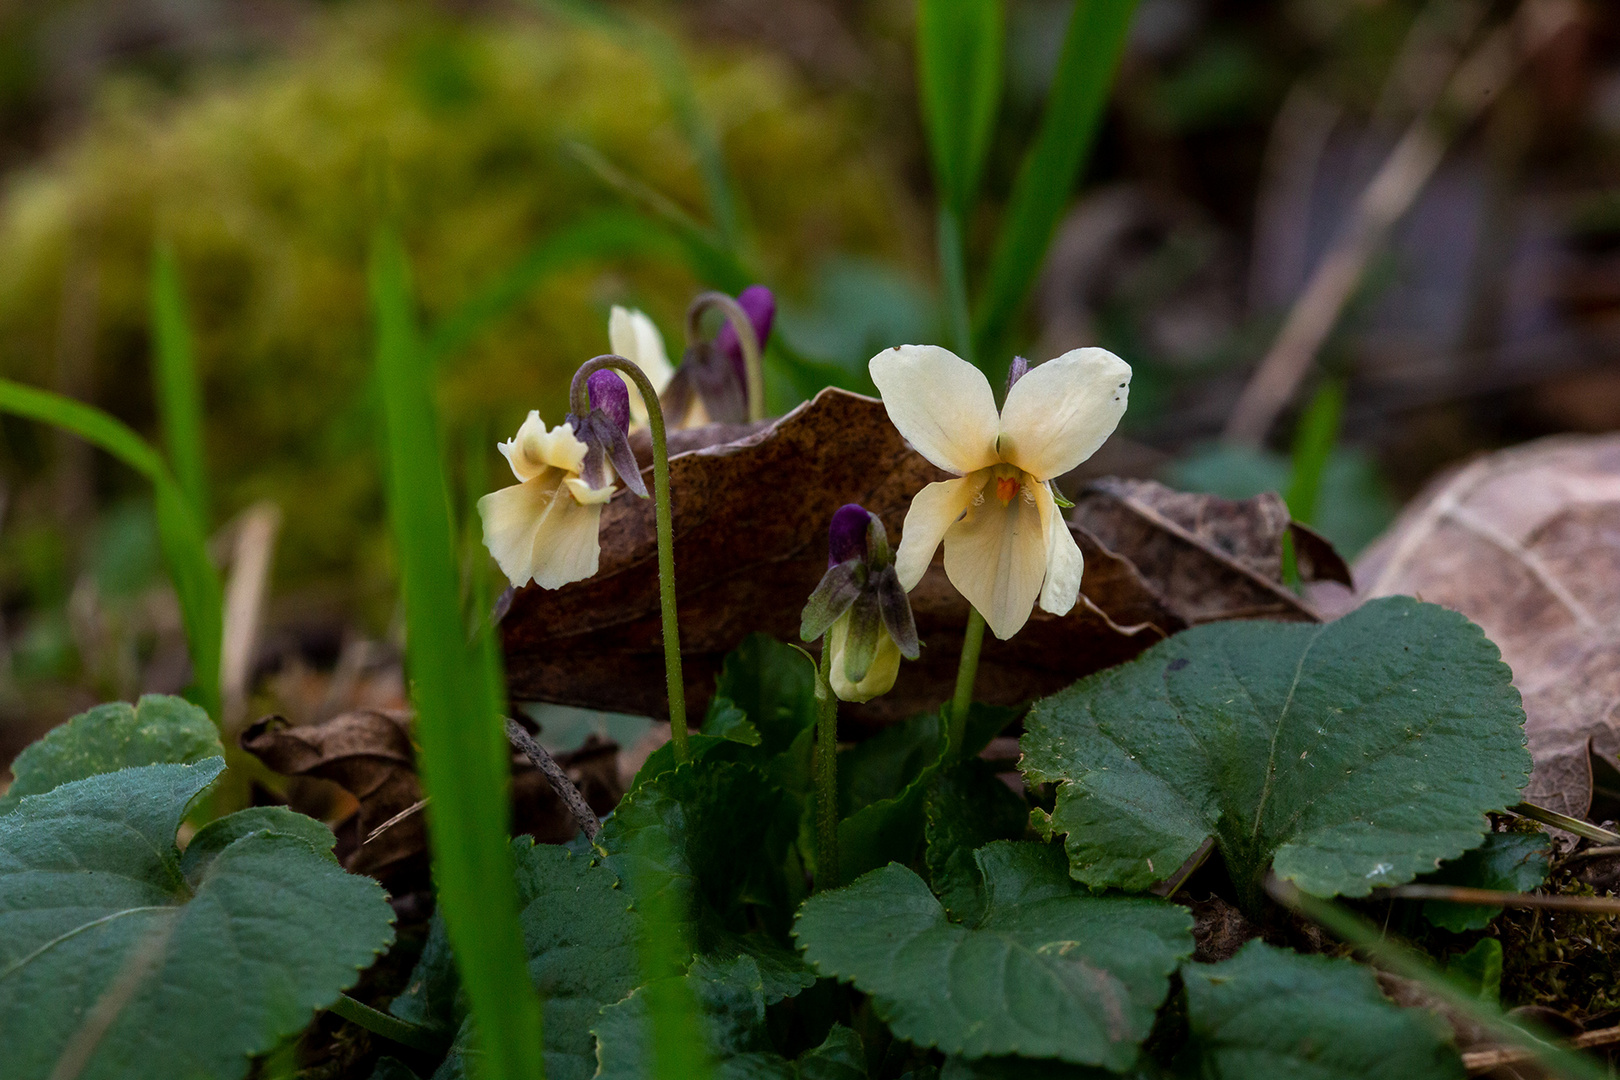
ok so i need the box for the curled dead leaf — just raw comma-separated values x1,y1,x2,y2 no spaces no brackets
1071,478,1338,624
1356,434,1620,819
502,390,1336,726
240,710,622,883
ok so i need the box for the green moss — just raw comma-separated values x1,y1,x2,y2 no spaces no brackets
0,1,924,622
1491,862,1620,1019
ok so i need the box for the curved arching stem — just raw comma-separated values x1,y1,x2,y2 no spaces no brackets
688,292,765,423
570,355,689,762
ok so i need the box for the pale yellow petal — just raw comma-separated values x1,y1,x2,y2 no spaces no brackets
563,477,616,505
998,348,1131,481
498,412,587,481
478,471,563,586
943,478,1047,640
869,345,1000,475
609,306,673,426
894,475,982,591
1034,480,1084,617
828,615,902,703
526,487,605,590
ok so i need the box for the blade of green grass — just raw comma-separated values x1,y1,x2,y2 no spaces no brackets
150,242,210,529
974,0,1137,363
917,0,1005,221
1284,379,1345,526
369,226,544,1080
0,378,222,719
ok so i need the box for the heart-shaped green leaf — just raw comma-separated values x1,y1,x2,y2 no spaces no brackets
0,694,220,813
1181,941,1464,1079
794,841,1192,1069
0,758,395,1080
1020,597,1531,904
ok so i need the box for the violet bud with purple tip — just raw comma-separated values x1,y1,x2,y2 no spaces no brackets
801,504,919,703
567,368,647,499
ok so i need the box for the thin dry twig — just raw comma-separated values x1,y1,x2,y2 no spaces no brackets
1463,1024,1620,1074
1223,0,1577,446
1376,883,1620,914
505,718,601,840
363,797,430,845
219,501,281,728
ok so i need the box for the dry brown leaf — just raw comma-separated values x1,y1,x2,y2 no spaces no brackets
1356,434,1620,819
503,389,1179,725
240,710,620,884
240,709,423,880
503,389,1332,726
1072,478,1329,624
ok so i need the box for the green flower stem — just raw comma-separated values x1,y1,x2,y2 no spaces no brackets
948,606,987,758
328,993,443,1053
572,355,689,762
689,291,765,422
814,644,841,891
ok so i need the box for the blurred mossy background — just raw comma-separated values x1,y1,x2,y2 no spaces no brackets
0,1,930,673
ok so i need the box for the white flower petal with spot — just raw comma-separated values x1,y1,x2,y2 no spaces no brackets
998,347,1131,481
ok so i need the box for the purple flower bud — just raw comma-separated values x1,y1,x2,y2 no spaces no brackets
587,369,631,434
828,503,873,567
1005,355,1030,395
717,284,776,387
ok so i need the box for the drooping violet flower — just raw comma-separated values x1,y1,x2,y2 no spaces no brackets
661,286,775,425
478,370,644,590
801,504,919,703
869,344,1131,640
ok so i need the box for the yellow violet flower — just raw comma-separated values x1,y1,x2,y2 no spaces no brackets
870,344,1131,640
479,371,642,590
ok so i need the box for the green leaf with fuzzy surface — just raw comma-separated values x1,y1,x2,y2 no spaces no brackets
403,841,650,1080
593,955,866,1079
794,841,1192,1069
1181,941,1464,1079
0,758,395,1080
1020,597,1531,905
0,694,221,813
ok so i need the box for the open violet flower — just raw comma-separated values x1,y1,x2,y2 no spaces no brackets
661,284,775,426
869,344,1131,640
478,370,644,590
801,504,919,703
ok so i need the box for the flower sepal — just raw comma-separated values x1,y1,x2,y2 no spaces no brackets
801,504,920,703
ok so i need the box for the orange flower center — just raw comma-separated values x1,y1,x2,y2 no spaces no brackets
995,475,1020,504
